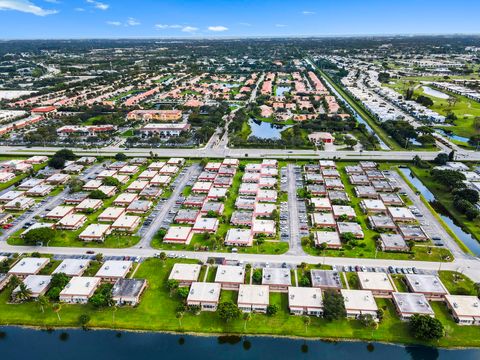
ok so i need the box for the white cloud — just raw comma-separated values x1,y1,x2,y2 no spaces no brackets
106,20,121,26
154,24,182,30
74,7,85,11
275,24,287,27
208,25,228,32
0,0,58,16
181,26,198,33
126,17,140,26
239,22,252,27
44,0,60,3
302,11,315,15
86,0,109,10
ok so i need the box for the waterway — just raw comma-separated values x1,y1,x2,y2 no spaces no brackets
399,167,480,255
317,71,390,150
248,118,292,140
434,129,470,144
0,327,479,360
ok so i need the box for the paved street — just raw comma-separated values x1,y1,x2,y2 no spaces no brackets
389,170,468,260
286,164,304,255
133,163,202,249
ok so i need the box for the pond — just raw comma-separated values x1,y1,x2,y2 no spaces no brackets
248,118,292,140
0,327,479,360
399,167,480,255
422,86,450,100
435,129,470,144
275,86,291,97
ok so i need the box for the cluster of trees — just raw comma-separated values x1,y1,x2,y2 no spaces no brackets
48,148,76,169
381,121,435,148
409,314,444,340
415,95,434,107
23,227,56,246
89,283,114,307
431,169,479,220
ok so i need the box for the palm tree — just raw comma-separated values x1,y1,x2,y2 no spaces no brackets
302,316,311,333
8,275,21,289
176,311,184,327
14,283,32,302
52,303,62,321
37,295,49,313
243,312,252,331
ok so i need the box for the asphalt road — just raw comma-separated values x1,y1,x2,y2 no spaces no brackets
286,164,304,255
133,163,201,249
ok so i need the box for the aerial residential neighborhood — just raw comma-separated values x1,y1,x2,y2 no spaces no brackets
0,0,480,358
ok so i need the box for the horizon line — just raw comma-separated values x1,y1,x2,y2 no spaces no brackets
2,32,480,41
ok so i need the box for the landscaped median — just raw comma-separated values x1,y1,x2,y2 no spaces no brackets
0,258,479,348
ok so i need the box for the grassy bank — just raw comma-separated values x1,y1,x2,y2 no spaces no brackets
0,258,479,348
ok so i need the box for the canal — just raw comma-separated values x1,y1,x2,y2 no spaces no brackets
0,327,479,360
399,167,480,255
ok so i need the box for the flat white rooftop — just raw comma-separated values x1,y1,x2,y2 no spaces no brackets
53,259,90,276
341,289,378,312
169,263,201,282
215,265,245,284
9,257,49,275
187,282,221,303
288,286,323,308
95,260,132,279
238,284,269,306
60,276,101,297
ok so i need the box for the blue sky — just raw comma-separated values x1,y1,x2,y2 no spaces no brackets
0,0,479,39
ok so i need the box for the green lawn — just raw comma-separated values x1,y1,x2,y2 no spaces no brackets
1,258,478,347
439,271,478,296
386,79,480,139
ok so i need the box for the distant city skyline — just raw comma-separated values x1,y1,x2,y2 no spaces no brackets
0,0,479,39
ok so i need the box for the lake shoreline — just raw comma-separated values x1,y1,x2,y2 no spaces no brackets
2,322,478,350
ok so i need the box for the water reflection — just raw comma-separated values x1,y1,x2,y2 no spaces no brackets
248,118,292,140
0,326,479,360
